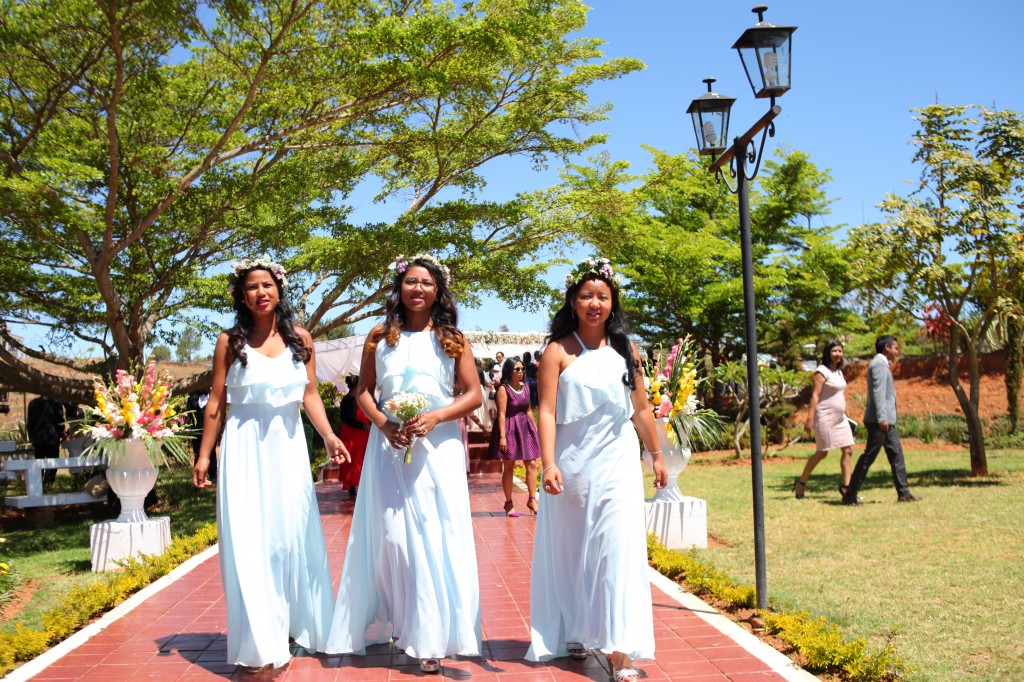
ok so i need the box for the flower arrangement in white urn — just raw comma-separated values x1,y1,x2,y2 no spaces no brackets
79,359,192,521
643,336,722,501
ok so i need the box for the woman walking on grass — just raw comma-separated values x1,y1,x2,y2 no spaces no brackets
797,340,855,499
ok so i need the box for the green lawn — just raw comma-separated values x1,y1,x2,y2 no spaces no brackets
663,445,1024,682
0,465,215,633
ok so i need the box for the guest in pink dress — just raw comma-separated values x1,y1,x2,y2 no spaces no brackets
488,357,541,516
797,340,855,499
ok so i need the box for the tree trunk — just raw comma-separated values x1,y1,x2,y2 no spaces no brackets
947,327,988,475
1005,316,1023,433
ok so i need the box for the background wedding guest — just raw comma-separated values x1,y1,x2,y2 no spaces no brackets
326,254,482,674
27,394,65,488
488,356,541,516
522,351,539,408
185,389,219,484
528,257,667,682
338,374,371,497
193,257,347,672
797,340,855,498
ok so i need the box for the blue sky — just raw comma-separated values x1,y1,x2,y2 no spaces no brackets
432,0,1024,335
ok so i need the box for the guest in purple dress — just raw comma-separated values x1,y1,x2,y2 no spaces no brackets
488,357,541,516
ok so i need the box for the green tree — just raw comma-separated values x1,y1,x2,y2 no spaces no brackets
585,147,852,369
849,105,1024,475
0,0,641,401
150,345,172,362
175,327,202,363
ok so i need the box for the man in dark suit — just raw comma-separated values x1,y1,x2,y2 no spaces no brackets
843,335,921,505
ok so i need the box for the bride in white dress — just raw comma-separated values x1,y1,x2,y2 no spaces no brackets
527,257,667,682
325,254,483,674
193,258,349,672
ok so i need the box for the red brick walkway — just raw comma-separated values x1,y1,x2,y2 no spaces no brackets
20,476,808,681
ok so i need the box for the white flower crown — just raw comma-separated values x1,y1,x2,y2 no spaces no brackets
388,253,452,286
227,257,287,294
564,256,622,290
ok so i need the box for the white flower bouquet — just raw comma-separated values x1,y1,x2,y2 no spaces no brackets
384,391,430,463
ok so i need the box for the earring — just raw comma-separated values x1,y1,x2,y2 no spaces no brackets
609,311,616,321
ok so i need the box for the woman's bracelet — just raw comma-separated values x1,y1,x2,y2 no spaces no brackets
542,464,557,475
646,449,664,457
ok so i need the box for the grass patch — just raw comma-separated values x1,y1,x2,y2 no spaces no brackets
0,464,215,633
653,445,1024,681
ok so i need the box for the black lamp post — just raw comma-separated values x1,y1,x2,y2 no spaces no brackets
687,4,796,611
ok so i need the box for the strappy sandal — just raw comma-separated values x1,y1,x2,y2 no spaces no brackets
567,642,588,660
613,667,640,682
419,658,441,673
526,495,538,515
503,500,519,518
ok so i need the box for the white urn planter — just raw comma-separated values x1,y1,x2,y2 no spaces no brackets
642,417,707,549
642,417,691,502
105,438,158,523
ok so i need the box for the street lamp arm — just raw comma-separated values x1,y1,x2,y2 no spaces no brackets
709,104,781,176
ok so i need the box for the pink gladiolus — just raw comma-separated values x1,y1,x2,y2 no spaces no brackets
656,395,672,417
141,361,157,397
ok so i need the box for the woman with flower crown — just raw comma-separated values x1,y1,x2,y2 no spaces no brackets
192,258,349,672
527,257,668,682
325,254,483,674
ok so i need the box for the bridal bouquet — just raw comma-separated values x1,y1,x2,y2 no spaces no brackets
646,336,721,449
80,358,193,466
384,391,431,463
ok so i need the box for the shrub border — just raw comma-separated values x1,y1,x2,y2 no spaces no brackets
647,535,910,682
0,523,217,676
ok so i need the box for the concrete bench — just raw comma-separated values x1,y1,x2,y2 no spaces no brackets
2,456,105,508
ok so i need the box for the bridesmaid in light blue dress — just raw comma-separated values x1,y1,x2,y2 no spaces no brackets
527,257,667,682
326,254,483,674
193,258,348,672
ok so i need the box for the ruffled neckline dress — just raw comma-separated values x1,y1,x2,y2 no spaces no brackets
528,335,655,662
218,345,334,668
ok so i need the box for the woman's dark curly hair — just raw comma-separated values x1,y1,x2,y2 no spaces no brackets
368,256,464,358
820,339,846,371
226,267,310,367
547,272,638,390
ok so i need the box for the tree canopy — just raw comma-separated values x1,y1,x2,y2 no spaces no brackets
0,0,641,400
577,146,854,370
848,104,1024,475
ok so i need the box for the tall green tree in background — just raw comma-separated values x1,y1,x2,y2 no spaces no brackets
582,147,853,372
849,105,1024,475
0,0,640,400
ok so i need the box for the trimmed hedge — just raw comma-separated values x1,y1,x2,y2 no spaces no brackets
0,523,217,675
647,535,909,681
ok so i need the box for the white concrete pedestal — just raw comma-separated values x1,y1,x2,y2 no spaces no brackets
645,497,708,549
89,517,171,572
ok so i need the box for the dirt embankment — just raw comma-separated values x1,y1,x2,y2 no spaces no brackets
797,352,1014,423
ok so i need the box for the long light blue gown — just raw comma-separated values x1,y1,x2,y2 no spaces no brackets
527,335,655,662
326,331,481,659
218,346,334,668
